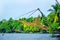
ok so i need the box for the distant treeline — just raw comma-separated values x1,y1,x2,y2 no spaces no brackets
0,2,60,34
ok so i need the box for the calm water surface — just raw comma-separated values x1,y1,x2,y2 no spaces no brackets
0,33,58,40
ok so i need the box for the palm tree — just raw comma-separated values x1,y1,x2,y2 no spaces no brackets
48,2,60,23
47,1,60,33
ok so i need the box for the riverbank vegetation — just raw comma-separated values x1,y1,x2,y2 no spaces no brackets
0,2,60,34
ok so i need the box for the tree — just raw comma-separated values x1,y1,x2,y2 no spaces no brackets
0,21,11,33
26,17,35,22
48,3,60,23
48,2,60,33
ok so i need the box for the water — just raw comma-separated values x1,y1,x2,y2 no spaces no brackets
0,33,58,40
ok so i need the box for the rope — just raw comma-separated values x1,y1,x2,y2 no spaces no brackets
16,8,45,19
19,9,37,17
28,9,37,17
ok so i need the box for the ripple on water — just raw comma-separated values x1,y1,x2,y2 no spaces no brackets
0,34,58,40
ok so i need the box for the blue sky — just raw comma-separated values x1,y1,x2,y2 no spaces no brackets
0,0,59,20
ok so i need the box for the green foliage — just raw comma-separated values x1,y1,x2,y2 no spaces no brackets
0,21,11,33
0,3,60,34
40,16,48,26
23,25,40,33
47,3,60,34
19,18,26,20
26,17,35,22
50,23,59,29
48,3,60,12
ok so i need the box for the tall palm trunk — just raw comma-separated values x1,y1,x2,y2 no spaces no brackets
55,0,59,4
54,12,58,23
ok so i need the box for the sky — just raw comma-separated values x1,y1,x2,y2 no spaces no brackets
0,0,60,20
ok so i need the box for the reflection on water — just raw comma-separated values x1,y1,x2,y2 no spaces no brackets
53,37,60,40
0,33,59,40
57,37,60,40
51,34,60,40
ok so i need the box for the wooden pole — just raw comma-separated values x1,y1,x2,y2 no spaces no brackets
55,0,60,5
